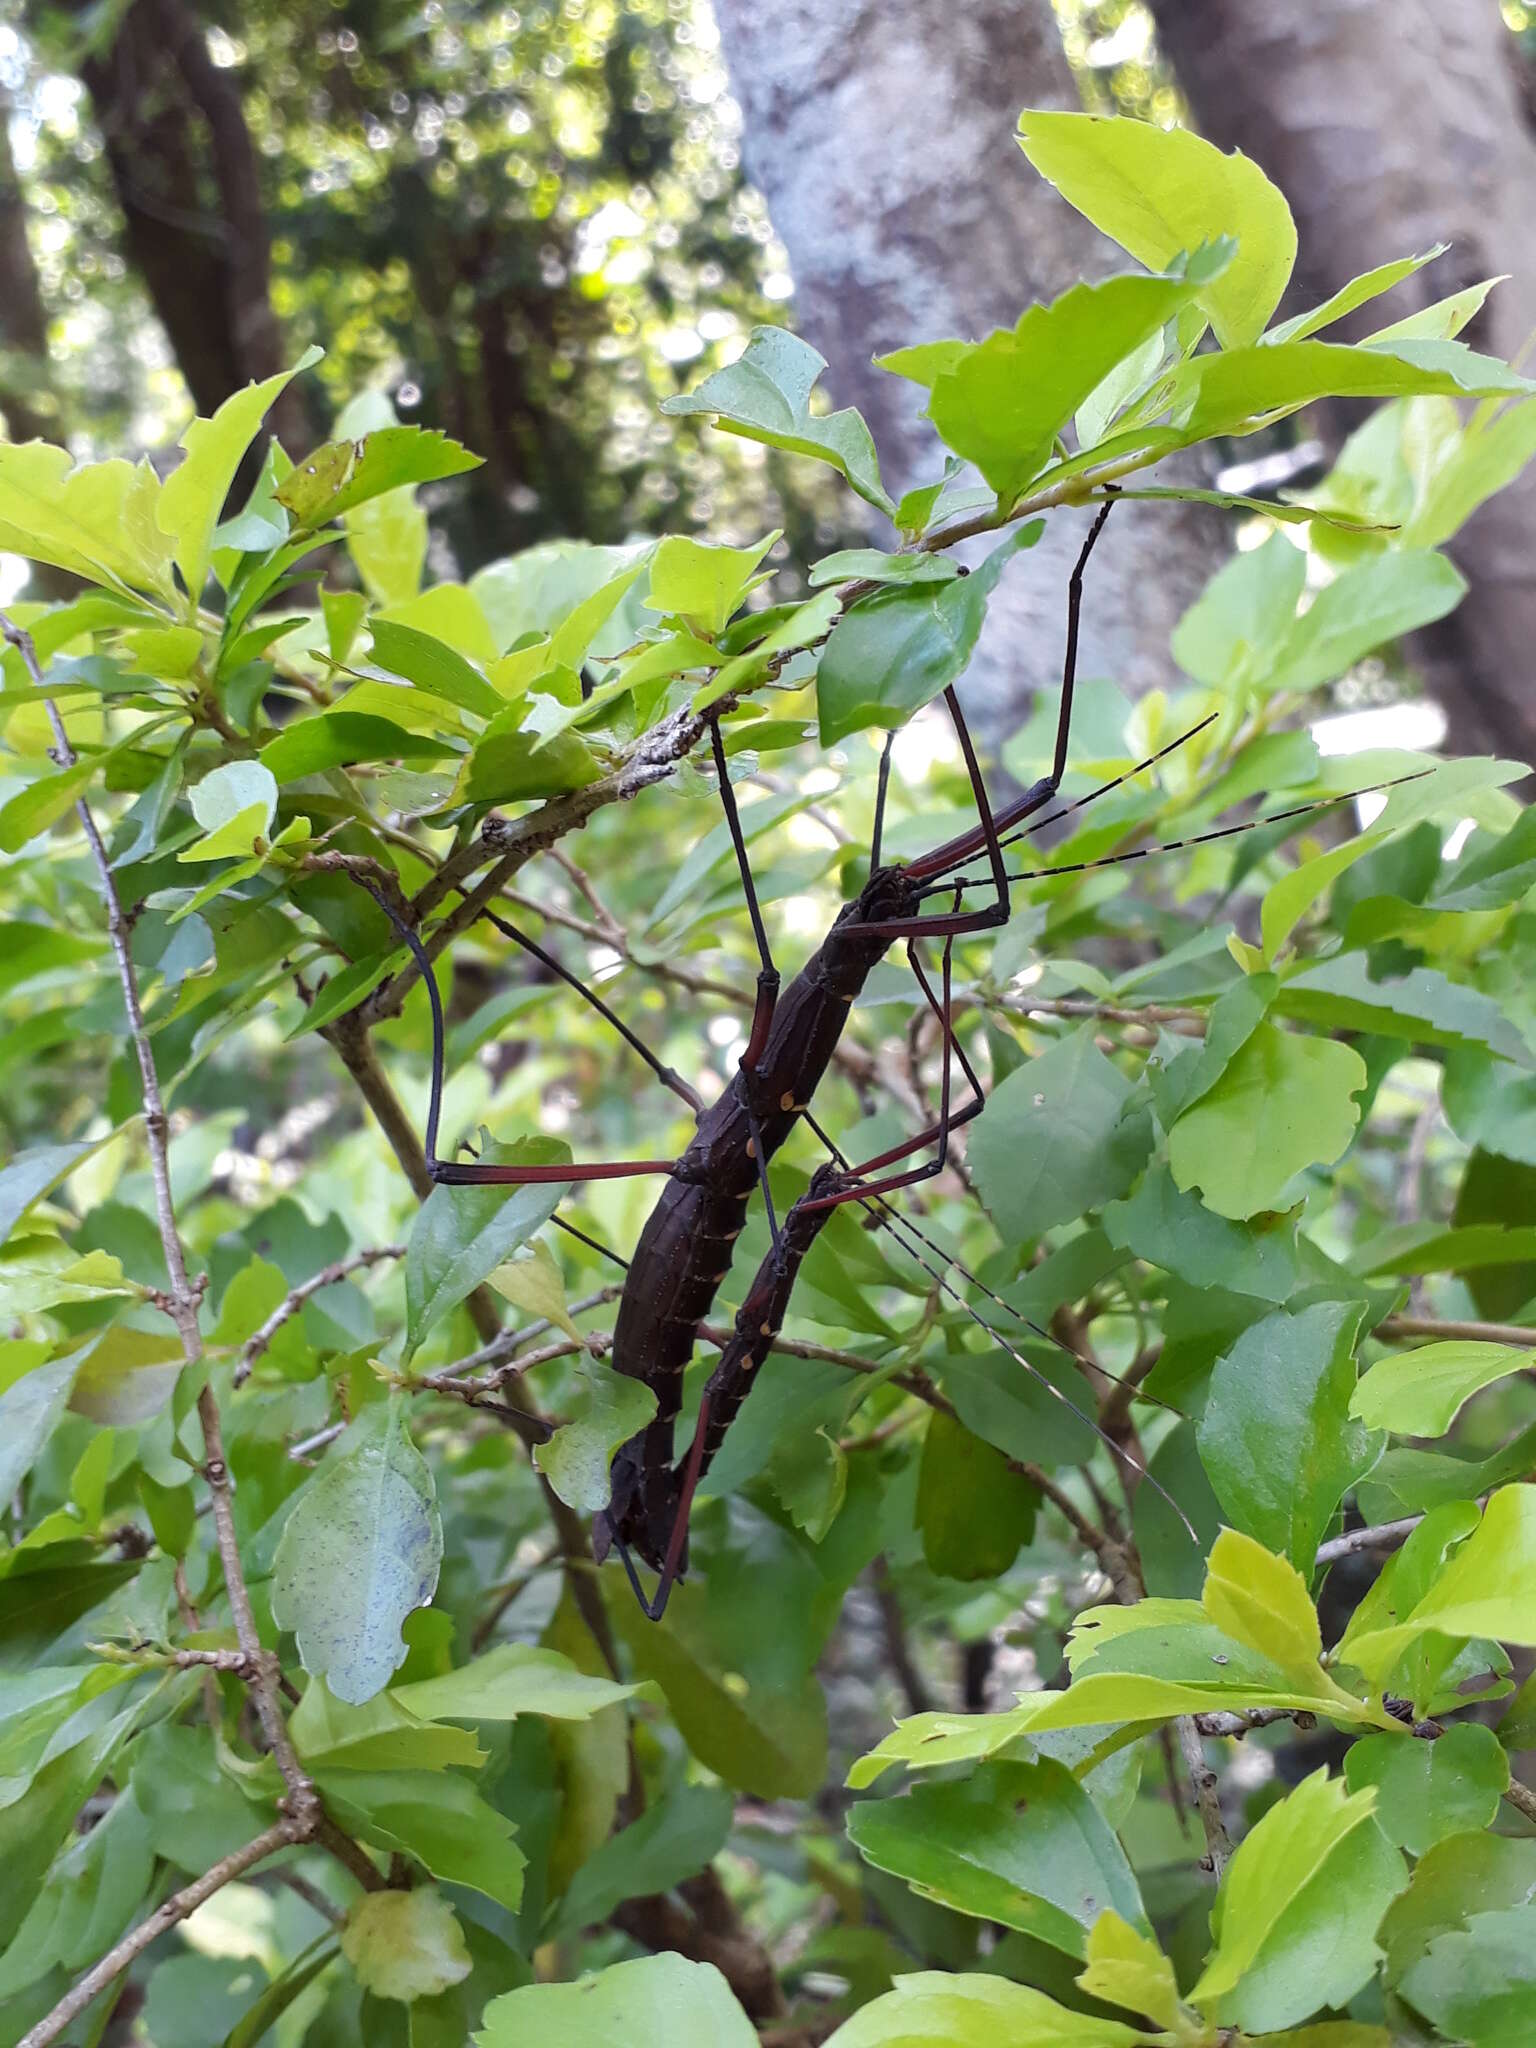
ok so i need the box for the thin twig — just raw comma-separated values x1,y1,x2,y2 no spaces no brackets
1315,1513,1430,1565
235,1243,406,1384
1176,1715,1233,1878
15,1822,302,2048
1378,1314,1536,1348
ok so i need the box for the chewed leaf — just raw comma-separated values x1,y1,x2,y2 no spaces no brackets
664,327,893,514
537,1362,657,1513
1018,110,1295,348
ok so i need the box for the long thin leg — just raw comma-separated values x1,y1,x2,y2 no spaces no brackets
799,932,983,1213
709,714,782,1240
902,498,1117,891
355,880,676,1186
870,731,894,871
855,501,1117,944
477,905,702,1114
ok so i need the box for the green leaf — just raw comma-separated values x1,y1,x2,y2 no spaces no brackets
1351,1340,1532,1437
1190,1770,1406,2030
1147,973,1277,1130
1276,956,1532,1065
1174,530,1308,690
0,1140,101,1247
289,1679,485,1772
934,1345,1096,1471
645,532,778,635
403,1137,569,1358
816,522,1041,744
971,1027,1153,1244
368,619,504,720
916,1411,1038,1579
183,761,279,863
1399,1900,1536,2046
1405,395,1536,550
259,712,452,783
693,587,842,715
1103,1162,1300,1303
1197,1301,1376,1572
340,1888,471,2004
392,1641,638,1724
0,1347,82,1501
130,1723,274,1875
460,708,604,803
157,351,319,600
478,1954,757,2048
1344,1723,1507,1854
613,1584,827,1800
320,1768,524,1909
1179,340,1533,441
1261,834,1388,964
0,442,172,595
820,1970,1145,2048
1075,1911,1184,2031
1442,1049,1536,1165
1267,248,1447,345
1201,1528,1349,1698
846,1760,1145,1957
808,548,961,588
1017,110,1295,348
277,425,480,527
271,1400,443,1704
548,1783,733,1937
1263,550,1467,696
536,1361,658,1514
1336,1486,1536,1678
1168,1023,1367,1220
921,264,1225,500
662,327,892,514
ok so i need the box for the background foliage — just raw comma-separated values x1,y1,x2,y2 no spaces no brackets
4,65,1536,2048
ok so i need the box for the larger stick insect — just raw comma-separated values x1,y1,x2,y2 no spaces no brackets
368,504,1401,1620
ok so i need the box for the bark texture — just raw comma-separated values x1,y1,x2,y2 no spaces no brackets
1150,0,1536,762
71,0,308,457
708,0,1222,738
0,97,53,447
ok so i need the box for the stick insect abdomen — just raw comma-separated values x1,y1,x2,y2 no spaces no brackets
603,866,919,1564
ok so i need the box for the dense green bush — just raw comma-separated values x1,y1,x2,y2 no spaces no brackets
3,111,1536,2048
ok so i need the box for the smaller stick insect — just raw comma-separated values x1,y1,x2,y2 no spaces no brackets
356,506,1423,1619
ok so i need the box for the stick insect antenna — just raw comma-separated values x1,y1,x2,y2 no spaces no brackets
799,1086,1196,1543
918,768,1434,902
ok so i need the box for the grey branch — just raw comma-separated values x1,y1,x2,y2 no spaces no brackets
235,1242,406,1384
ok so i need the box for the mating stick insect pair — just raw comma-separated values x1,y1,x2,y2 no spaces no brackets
363,502,1401,1621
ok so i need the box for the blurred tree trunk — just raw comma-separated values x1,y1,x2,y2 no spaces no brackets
0,100,79,598
69,0,309,456
708,0,1222,740
1148,0,1536,764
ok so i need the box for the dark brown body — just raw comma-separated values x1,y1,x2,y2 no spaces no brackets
602,863,920,1565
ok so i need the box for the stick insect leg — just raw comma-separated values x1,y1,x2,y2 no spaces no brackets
889,497,1118,910
799,929,983,1213
709,714,782,1242
352,880,675,1186
599,1390,714,1621
870,731,895,871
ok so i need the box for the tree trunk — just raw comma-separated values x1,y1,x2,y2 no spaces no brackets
1149,0,1536,764
0,95,54,447
72,0,309,459
708,0,1222,739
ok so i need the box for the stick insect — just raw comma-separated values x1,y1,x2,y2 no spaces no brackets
362,505,1411,1619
